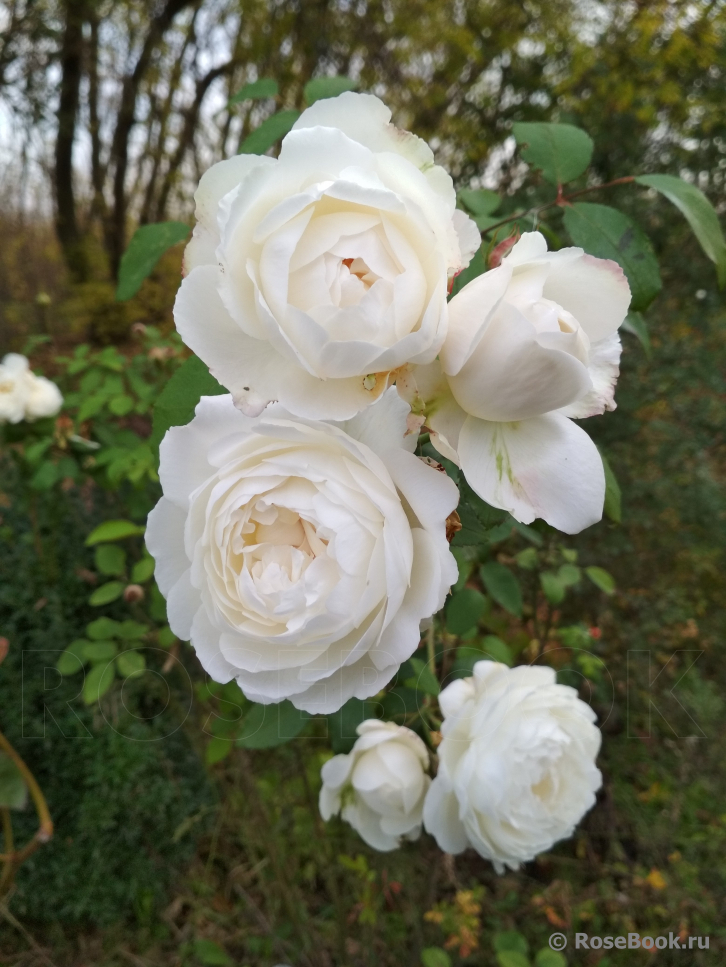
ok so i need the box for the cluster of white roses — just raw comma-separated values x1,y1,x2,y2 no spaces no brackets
320,662,602,870
0,354,63,425
147,92,626,868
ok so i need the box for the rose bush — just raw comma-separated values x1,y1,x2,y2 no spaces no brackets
423,660,602,872
175,91,479,421
0,354,63,424
403,232,631,533
145,389,458,713
319,719,431,851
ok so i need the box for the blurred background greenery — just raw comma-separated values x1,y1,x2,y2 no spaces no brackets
0,0,725,964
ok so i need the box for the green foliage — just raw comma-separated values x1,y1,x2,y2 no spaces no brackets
237,701,310,749
635,174,726,287
327,697,377,754
513,121,593,185
0,753,27,810
191,939,233,966
404,657,440,696
228,78,278,104
600,451,623,523
421,948,451,967
563,203,662,310
480,561,523,617
86,519,145,545
304,75,357,104
88,580,124,605
239,109,301,154
116,222,189,301
151,354,226,450
585,565,616,594
446,587,488,635
621,310,651,358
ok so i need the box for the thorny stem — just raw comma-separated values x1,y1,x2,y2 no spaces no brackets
480,176,636,237
0,730,53,867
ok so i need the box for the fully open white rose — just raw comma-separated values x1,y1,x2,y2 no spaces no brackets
320,720,431,851
175,92,479,421
403,232,631,533
145,389,458,713
423,661,602,872
0,354,63,424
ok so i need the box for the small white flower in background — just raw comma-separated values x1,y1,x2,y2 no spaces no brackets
320,720,431,851
0,353,63,424
145,389,458,714
402,232,631,533
176,91,479,421
423,660,602,872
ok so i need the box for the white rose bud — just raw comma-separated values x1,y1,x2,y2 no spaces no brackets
406,232,631,533
175,92,479,421
0,354,63,424
423,661,602,872
320,720,431,851
145,389,458,713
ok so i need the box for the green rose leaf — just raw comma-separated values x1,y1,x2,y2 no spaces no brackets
495,931,529,955
88,581,124,606
131,556,155,583
0,753,27,810
239,109,301,154
458,188,500,216
116,650,146,679
635,173,726,287
82,640,118,663
228,78,278,105
534,950,567,967
205,736,233,765
82,661,116,705
496,952,530,967
585,565,616,595
57,639,90,675
327,697,378,754
150,354,226,451
304,76,357,104
405,657,440,697
563,202,662,311
421,949,452,967
599,450,622,523
540,570,566,605
446,587,488,636
480,561,523,617
94,544,127,576
192,939,234,967
513,121,593,185
237,700,310,749
87,617,121,640
85,520,145,545
116,221,189,301
621,309,651,357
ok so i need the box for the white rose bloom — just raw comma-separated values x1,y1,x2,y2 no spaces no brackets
423,661,602,873
0,354,63,424
175,92,479,421
145,389,458,713
320,720,431,851
404,232,631,533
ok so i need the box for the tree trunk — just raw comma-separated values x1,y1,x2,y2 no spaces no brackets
108,0,193,279
54,0,88,282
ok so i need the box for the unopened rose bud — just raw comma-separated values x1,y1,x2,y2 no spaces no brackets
488,231,521,268
123,584,145,604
